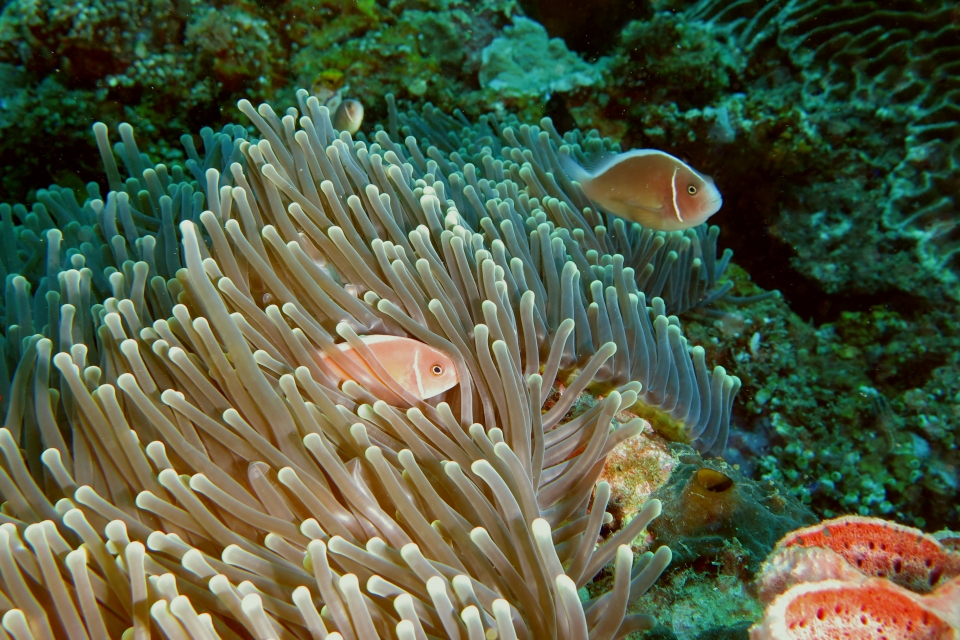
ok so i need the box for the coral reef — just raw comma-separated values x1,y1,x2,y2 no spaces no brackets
559,2,960,529
644,449,817,573
686,0,960,304
681,274,960,529
288,0,517,122
637,570,760,640
596,429,813,638
479,17,603,101
3,0,956,634
608,0,960,300
0,0,518,201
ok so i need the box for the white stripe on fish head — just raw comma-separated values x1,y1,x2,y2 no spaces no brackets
413,346,426,398
670,166,683,222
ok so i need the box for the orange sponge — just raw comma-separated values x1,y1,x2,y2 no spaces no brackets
763,515,960,596
751,578,958,640
752,516,960,639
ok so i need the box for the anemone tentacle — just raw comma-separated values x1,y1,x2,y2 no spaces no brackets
0,91,747,638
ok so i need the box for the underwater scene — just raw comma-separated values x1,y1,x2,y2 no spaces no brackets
0,0,958,637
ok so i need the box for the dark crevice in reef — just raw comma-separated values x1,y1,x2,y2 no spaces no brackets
713,175,831,322
810,289,935,327
715,173,933,326
874,351,949,393
544,94,578,138
517,0,652,59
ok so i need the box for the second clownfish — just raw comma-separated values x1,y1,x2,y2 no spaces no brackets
561,149,723,231
319,335,458,400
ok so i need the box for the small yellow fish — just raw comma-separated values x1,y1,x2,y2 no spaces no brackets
561,150,723,231
319,335,458,400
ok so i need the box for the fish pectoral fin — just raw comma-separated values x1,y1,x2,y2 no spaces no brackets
624,200,664,213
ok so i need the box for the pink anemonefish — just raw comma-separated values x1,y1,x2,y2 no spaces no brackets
319,335,458,400
561,150,723,231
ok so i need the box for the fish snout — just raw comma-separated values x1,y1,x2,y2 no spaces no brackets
703,181,723,215
704,197,723,218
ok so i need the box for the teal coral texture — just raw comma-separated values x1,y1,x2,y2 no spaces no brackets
689,0,960,302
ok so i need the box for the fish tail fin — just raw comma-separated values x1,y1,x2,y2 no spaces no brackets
559,151,591,184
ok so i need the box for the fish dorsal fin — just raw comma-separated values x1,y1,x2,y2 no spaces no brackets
579,149,618,174
558,152,589,183
584,148,680,177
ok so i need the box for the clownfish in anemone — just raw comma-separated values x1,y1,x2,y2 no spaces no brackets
319,335,459,400
561,149,723,231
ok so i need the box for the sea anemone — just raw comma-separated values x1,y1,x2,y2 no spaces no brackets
0,88,739,637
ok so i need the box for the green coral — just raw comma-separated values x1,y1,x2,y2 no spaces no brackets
689,0,960,304
0,0,518,202
479,17,602,98
290,0,516,121
553,2,960,529
566,1,960,304
614,12,745,111
681,269,960,529
0,0,271,199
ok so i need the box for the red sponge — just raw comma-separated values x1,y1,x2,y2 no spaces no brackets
751,578,958,640
774,516,960,594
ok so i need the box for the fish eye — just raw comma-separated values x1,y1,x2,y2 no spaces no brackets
687,185,698,195
431,364,444,376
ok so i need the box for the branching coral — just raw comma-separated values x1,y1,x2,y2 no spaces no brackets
0,87,749,635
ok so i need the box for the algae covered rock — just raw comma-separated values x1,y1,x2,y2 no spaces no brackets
599,430,815,574
647,446,817,573
480,17,602,98
599,434,805,638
